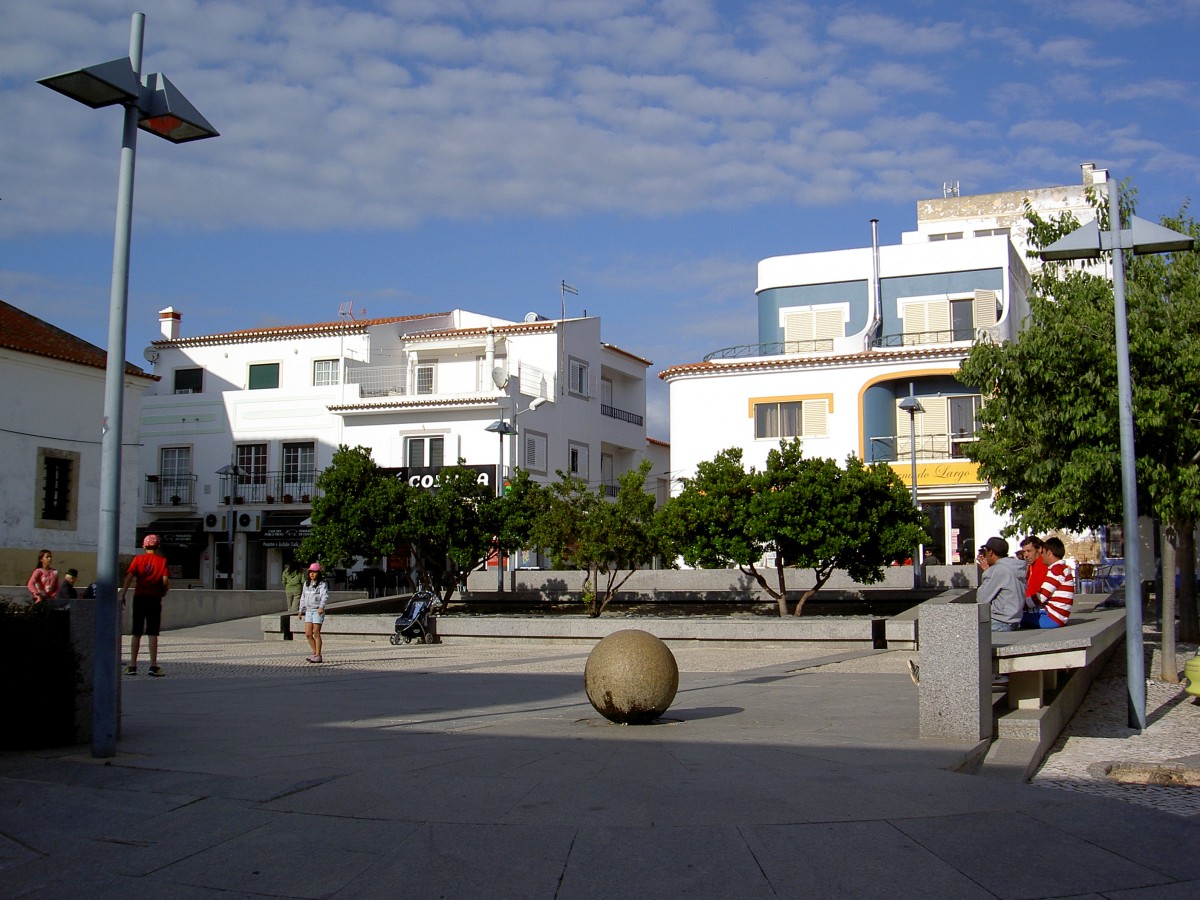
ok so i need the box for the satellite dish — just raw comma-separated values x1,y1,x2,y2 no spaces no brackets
143,346,160,364
491,366,509,389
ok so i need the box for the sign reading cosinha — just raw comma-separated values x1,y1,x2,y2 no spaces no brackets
381,464,496,492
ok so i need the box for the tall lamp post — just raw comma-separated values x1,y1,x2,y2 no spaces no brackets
39,13,219,758
1040,183,1194,731
485,420,516,592
216,463,242,590
898,393,924,591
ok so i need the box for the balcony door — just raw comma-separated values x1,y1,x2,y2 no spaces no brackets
236,444,268,503
160,447,192,504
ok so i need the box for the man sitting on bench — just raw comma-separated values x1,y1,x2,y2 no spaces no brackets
1022,536,1075,628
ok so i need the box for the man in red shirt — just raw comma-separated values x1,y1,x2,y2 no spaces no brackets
121,534,171,676
1020,535,1048,607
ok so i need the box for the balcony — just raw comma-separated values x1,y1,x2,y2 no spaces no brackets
867,433,977,463
144,474,198,507
871,328,976,349
219,471,319,506
704,339,834,361
601,403,644,426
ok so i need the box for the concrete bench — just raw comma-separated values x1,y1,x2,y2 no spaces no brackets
992,607,1126,710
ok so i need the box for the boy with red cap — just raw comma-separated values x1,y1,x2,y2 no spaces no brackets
121,534,171,675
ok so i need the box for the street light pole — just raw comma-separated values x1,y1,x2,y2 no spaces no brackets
898,393,924,591
485,420,515,592
1040,180,1194,731
39,14,218,757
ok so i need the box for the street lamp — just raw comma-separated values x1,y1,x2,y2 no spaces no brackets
485,419,516,592
40,13,218,758
898,393,924,590
1041,183,1193,731
216,463,242,590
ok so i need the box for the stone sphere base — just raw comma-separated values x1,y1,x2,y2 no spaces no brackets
584,629,679,724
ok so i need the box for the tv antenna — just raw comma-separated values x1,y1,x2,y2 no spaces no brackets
338,301,363,321
943,181,960,198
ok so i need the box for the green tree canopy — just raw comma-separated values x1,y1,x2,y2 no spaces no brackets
958,191,1199,641
529,460,671,616
666,440,928,616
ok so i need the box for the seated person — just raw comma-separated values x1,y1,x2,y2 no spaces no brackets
1022,536,1075,628
977,537,1025,632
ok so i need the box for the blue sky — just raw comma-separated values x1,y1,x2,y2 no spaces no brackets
2,0,1198,437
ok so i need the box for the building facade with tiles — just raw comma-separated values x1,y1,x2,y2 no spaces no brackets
662,167,1107,565
136,307,662,590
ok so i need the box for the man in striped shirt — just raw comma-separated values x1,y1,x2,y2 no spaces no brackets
1022,536,1075,628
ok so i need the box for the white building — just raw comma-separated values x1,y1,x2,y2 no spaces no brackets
137,307,660,589
663,167,1106,565
0,300,155,585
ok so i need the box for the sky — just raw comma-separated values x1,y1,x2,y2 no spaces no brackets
2,0,1198,438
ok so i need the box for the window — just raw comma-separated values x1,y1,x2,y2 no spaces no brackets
568,358,590,397
973,227,1011,238
415,364,435,395
313,359,339,386
523,432,547,473
895,394,981,458
173,367,202,394
283,442,315,492
42,458,71,520
569,442,589,478
160,447,192,503
36,448,79,528
782,305,846,352
928,232,963,241
753,398,829,439
407,436,444,468
248,363,279,390
236,443,268,502
901,290,998,345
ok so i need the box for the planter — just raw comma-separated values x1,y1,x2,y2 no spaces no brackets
266,496,275,505
300,495,311,503
282,494,294,504
235,497,245,505
170,496,182,506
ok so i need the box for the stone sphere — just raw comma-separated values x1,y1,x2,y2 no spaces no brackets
584,629,679,724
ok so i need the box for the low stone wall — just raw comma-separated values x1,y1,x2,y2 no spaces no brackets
465,565,976,603
0,587,366,631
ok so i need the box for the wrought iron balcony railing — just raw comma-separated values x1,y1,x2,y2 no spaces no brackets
868,433,977,463
143,474,198,506
601,403,644,426
218,471,319,505
703,339,835,361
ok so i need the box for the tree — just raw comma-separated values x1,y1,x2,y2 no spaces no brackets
530,460,671,616
401,462,498,604
958,192,1200,644
297,445,405,570
666,440,929,616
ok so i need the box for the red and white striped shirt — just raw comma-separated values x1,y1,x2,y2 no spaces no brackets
1035,559,1075,626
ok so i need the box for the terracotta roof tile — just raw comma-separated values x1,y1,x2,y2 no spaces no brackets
0,300,154,379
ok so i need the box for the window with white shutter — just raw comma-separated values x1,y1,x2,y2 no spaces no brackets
753,397,831,439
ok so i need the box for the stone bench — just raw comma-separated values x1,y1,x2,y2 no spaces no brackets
992,607,1126,710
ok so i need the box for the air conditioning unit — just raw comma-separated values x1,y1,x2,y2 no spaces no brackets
174,388,193,394
238,513,261,532
203,513,226,533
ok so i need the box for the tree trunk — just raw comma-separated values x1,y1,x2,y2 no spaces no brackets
1178,522,1198,643
1160,522,1178,683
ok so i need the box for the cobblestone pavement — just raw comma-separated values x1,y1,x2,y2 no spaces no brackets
1031,639,1200,819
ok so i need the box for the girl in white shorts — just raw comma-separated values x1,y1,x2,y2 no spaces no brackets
298,562,329,662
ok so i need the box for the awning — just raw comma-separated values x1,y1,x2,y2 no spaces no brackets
260,512,312,548
140,518,204,548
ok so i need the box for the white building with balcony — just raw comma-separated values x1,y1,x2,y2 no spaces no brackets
137,307,659,590
662,167,1105,566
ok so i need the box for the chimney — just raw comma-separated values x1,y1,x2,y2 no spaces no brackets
159,307,181,340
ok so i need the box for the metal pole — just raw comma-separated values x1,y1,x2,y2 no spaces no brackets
908,409,920,590
495,431,504,593
92,12,145,759
1107,185,1146,730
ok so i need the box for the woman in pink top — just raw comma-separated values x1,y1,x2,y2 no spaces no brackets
27,549,59,603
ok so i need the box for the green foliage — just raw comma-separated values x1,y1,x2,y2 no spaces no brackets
959,190,1200,639
666,439,928,615
529,460,671,616
297,445,406,570
403,462,498,601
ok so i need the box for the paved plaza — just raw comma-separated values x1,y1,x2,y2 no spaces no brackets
2,618,1198,898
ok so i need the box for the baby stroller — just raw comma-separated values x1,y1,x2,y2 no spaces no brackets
390,588,439,645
